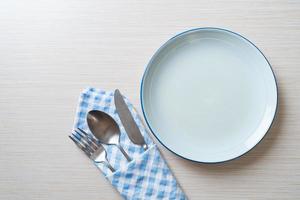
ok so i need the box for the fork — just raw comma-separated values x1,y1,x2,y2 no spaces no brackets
69,128,115,172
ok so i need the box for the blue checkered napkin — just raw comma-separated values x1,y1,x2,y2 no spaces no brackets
106,145,186,200
72,87,187,200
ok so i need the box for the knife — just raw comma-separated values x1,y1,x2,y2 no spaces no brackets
114,89,148,150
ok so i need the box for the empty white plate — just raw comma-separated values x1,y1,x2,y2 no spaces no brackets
141,28,278,163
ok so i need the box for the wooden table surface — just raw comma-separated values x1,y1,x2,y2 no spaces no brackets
0,0,299,199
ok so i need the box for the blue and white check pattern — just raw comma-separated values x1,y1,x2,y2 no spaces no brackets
72,87,187,200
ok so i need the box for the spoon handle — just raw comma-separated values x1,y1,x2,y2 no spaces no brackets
118,145,132,162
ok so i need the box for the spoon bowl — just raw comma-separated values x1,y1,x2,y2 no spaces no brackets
87,110,132,161
87,110,120,145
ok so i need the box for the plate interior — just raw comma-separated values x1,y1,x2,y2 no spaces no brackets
141,28,277,163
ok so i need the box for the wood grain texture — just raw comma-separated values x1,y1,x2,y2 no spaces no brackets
0,0,299,199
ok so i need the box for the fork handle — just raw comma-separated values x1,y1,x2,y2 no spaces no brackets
118,145,132,162
105,162,115,173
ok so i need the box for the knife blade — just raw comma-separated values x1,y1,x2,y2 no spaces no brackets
114,89,148,150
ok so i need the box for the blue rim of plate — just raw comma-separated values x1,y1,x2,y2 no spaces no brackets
140,27,278,164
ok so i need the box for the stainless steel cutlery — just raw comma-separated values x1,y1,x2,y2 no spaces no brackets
87,110,132,162
69,128,115,172
114,89,148,150
69,89,148,169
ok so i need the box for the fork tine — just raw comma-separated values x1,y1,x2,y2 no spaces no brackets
76,128,100,150
70,135,115,172
77,127,99,144
77,127,88,136
69,135,92,157
74,129,95,149
72,131,96,153
78,128,100,143
70,134,92,153
74,129,85,140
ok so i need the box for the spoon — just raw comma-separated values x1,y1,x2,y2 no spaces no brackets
87,110,132,162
